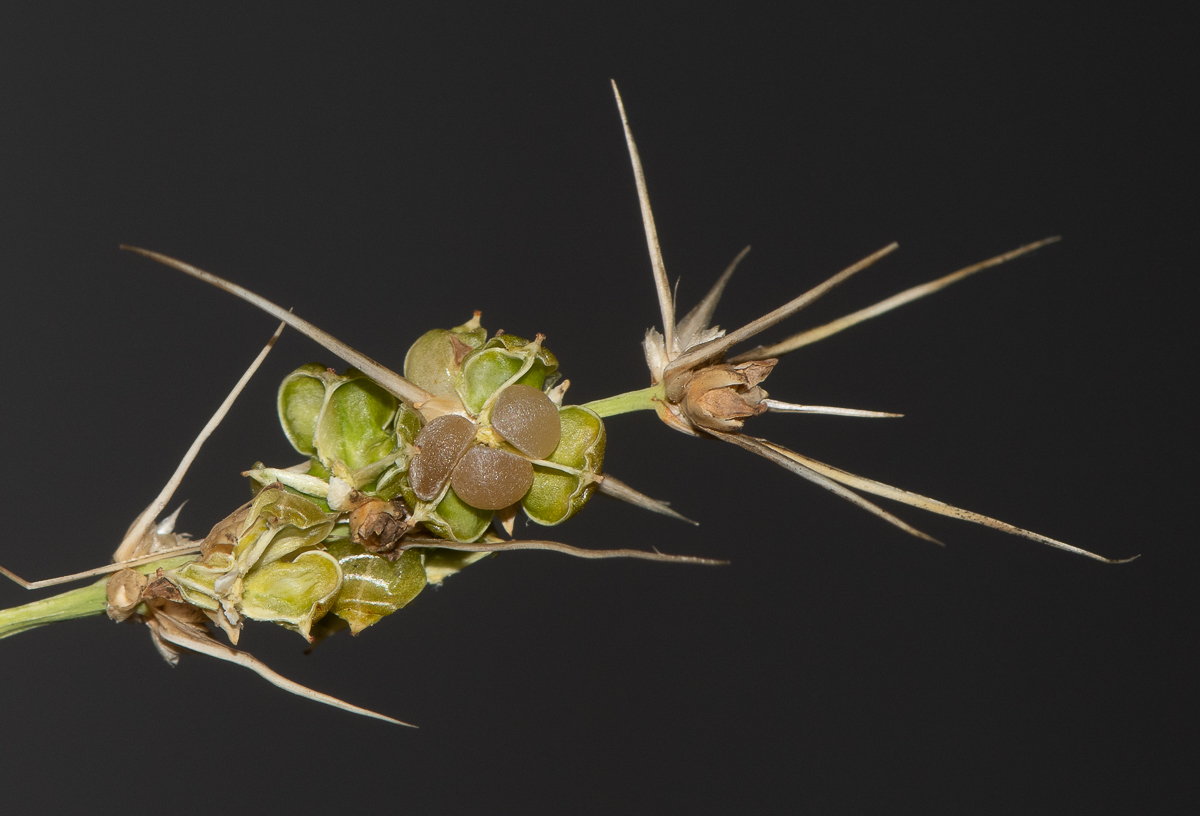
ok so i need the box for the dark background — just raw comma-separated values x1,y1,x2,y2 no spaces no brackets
1,4,1193,813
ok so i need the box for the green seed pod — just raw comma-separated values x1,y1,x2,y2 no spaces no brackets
278,364,400,473
313,371,399,472
239,550,343,641
274,331,593,544
394,401,423,448
277,362,330,457
402,314,488,396
257,520,338,566
369,401,424,499
235,487,338,573
399,480,493,543
374,462,407,502
167,552,234,612
522,405,606,526
433,487,495,541
456,334,559,415
325,540,426,635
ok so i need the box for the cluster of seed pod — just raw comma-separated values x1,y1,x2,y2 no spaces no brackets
398,318,606,539
271,314,607,544
144,313,608,644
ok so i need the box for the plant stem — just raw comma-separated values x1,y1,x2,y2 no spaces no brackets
0,578,109,639
582,383,665,418
0,554,198,640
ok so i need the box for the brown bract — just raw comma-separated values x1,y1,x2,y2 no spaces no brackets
200,502,252,558
611,80,1127,563
143,570,184,603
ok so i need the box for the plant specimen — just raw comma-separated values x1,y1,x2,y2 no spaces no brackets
0,83,1130,725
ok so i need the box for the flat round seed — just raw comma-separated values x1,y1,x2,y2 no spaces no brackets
409,414,477,501
491,384,561,460
450,446,535,510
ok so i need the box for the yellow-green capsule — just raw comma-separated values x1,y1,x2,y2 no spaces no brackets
522,405,606,526
277,362,329,457
325,541,427,635
399,480,494,543
314,372,399,472
235,487,338,574
277,364,400,473
456,334,559,415
240,550,343,641
402,314,488,397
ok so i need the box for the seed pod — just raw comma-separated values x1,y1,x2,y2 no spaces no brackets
374,462,407,502
278,364,401,472
314,372,399,472
275,329,596,545
257,521,338,566
449,446,535,510
326,540,426,635
491,383,561,459
404,483,494,542
403,314,488,396
369,401,425,499
234,487,338,574
239,550,343,641
277,362,329,457
456,334,559,415
393,401,423,449
408,414,476,501
522,405,606,525
165,552,233,612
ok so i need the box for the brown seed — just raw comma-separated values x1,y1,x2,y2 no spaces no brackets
409,414,477,501
450,446,535,510
491,383,561,460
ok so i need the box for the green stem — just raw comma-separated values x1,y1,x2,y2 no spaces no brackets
582,383,665,418
0,578,109,639
0,554,199,640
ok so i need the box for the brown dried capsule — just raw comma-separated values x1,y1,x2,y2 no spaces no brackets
409,414,476,501
450,446,535,510
676,360,776,433
491,383,562,460
106,568,149,622
349,497,414,554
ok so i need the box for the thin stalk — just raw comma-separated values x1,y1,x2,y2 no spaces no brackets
0,554,199,640
120,246,434,407
583,383,665,418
